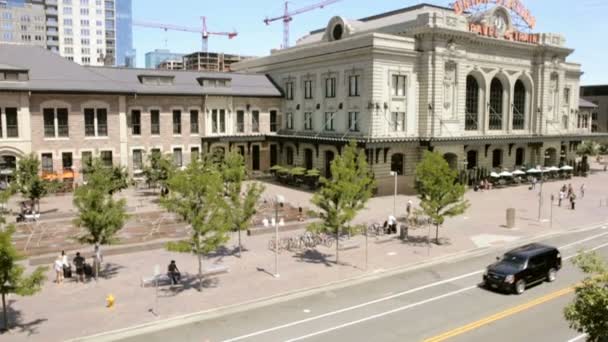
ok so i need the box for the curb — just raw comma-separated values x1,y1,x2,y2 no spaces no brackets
68,221,608,342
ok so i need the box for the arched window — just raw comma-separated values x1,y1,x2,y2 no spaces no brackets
465,75,479,131
390,153,404,175
466,150,477,169
443,153,458,170
513,80,526,130
515,148,525,166
489,78,504,130
492,149,503,168
286,147,294,165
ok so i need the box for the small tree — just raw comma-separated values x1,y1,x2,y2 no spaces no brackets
15,154,55,213
564,252,608,342
0,221,46,331
577,141,600,174
415,151,469,244
73,159,129,279
309,141,375,264
143,151,174,194
222,152,264,258
161,157,231,291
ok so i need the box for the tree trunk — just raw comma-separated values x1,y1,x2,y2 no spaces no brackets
335,229,340,264
238,228,242,258
2,292,7,331
197,252,203,292
435,224,440,245
94,242,101,280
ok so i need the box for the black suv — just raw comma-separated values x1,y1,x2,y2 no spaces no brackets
482,243,562,294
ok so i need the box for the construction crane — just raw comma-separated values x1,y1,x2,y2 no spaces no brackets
264,0,341,49
133,17,237,53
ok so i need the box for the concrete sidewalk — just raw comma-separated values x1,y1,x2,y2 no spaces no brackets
2,168,608,342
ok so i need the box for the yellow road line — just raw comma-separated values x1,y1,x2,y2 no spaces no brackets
423,286,575,342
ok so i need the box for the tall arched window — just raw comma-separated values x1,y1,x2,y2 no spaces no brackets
465,75,479,131
515,147,525,166
489,78,504,130
391,153,404,175
513,80,526,130
466,150,478,169
286,147,294,165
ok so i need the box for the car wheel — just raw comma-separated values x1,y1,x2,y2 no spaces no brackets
547,268,557,282
515,280,526,294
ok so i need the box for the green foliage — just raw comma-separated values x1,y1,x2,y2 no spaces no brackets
289,167,306,176
309,141,376,263
415,151,469,243
564,252,608,342
577,141,600,157
15,154,56,211
0,224,47,330
165,240,193,253
73,158,129,247
143,151,175,191
161,156,231,290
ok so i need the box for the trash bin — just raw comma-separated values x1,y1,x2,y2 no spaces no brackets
400,224,409,240
506,208,516,228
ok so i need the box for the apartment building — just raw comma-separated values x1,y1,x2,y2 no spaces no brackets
0,44,282,180
157,59,183,70
0,0,132,66
232,3,606,194
183,52,252,72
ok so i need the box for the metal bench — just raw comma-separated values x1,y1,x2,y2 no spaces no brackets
202,264,229,276
141,274,171,288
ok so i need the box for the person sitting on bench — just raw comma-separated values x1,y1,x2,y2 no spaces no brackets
168,260,180,284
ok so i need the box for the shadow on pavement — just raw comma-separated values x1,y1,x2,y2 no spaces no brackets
1,300,47,336
293,249,334,267
157,274,219,296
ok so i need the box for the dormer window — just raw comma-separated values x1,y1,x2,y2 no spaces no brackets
137,74,175,85
197,77,231,88
0,70,29,82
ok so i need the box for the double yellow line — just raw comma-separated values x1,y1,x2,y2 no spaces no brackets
423,286,575,342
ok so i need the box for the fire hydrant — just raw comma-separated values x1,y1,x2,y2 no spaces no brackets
106,294,115,308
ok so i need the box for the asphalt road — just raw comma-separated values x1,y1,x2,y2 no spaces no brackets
118,226,608,342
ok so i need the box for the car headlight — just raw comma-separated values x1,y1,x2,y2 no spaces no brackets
505,275,514,284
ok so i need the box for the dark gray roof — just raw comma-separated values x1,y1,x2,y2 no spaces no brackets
579,98,598,108
0,44,281,97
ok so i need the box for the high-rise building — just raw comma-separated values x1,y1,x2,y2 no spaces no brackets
115,0,134,67
145,49,183,68
0,0,128,67
0,0,48,48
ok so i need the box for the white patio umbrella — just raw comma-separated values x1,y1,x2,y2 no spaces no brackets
512,170,526,176
490,172,500,178
527,168,541,173
499,171,513,177
547,166,560,172
560,165,574,171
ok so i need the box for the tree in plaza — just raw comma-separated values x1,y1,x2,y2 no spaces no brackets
415,151,469,244
0,219,46,331
576,141,601,173
73,158,129,279
142,151,175,194
564,251,608,342
221,152,264,258
15,153,57,213
161,157,231,291
309,141,376,264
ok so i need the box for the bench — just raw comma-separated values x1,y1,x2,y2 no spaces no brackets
338,241,360,251
202,264,229,277
374,235,396,244
141,274,171,288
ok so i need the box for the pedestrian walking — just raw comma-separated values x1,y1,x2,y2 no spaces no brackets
570,193,577,210
73,252,85,283
568,184,573,197
580,184,585,198
558,190,564,207
406,200,412,217
531,177,537,190
54,255,64,284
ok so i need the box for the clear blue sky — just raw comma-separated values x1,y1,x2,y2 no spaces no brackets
133,0,607,85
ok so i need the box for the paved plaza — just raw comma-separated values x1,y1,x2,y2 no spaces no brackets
2,165,608,341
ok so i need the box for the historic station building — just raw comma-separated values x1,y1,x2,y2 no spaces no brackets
231,2,603,194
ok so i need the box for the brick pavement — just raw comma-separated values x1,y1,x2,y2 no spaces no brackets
2,166,608,342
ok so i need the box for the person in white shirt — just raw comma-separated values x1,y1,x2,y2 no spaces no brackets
54,256,64,284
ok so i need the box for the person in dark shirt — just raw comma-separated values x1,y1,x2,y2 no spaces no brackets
168,260,180,284
73,252,85,283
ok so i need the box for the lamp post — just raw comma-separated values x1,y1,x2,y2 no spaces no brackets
274,195,285,278
389,171,397,219
538,155,550,221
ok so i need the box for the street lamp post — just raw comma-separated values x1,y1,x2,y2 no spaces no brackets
389,171,397,219
274,195,285,278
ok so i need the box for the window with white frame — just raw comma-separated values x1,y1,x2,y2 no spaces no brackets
190,147,200,161
324,112,335,131
211,109,218,133
285,81,294,100
150,110,160,135
131,109,141,135
132,149,143,171
219,109,226,133
391,75,407,97
286,112,293,130
325,77,336,98
172,110,181,134
100,150,113,167
304,80,313,99
304,112,313,130
41,153,53,173
173,148,182,167
391,112,405,131
190,110,199,134
83,107,107,137
348,75,360,97
348,112,359,131
251,110,259,133
564,87,570,105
